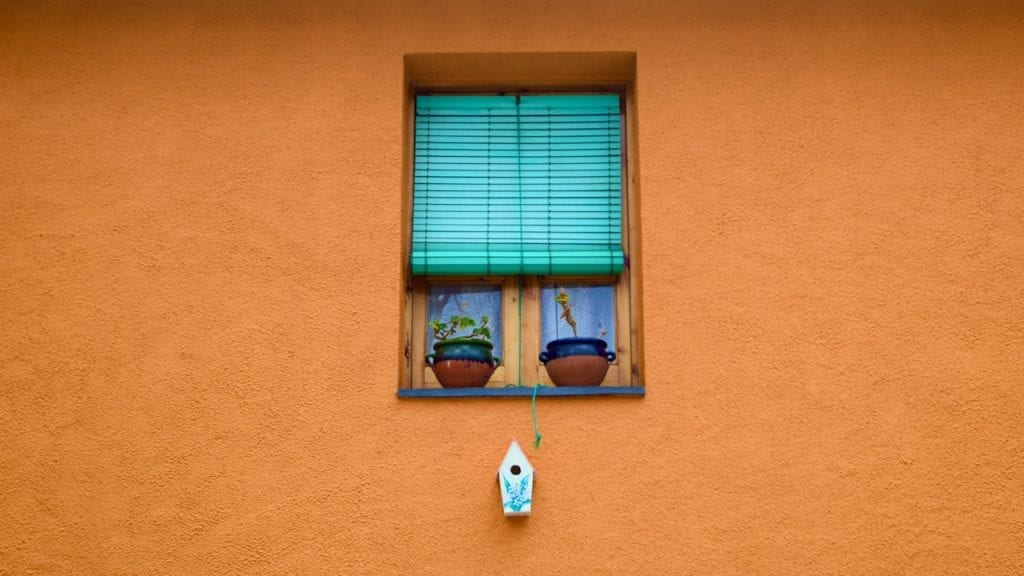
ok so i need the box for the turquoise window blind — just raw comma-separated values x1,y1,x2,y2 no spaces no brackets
411,94,624,275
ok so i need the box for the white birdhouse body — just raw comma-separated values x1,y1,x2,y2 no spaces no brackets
498,441,534,517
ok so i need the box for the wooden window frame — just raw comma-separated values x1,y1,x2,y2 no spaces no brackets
409,274,635,389
525,274,635,387
399,53,642,391
411,276,519,389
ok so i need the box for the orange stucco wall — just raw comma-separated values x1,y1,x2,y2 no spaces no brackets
3,2,1023,574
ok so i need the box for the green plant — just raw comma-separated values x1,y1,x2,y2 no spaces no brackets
430,315,492,342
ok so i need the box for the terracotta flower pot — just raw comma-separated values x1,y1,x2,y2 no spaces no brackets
539,337,616,386
427,338,499,388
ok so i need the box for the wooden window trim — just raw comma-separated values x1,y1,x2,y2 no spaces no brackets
399,55,642,390
407,274,636,389
525,275,634,387
411,276,518,389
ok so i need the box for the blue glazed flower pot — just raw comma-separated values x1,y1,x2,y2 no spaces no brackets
429,338,498,364
426,338,499,388
539,338,616,363
539,338,616,386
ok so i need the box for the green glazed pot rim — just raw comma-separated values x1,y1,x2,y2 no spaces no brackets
433,337,494,350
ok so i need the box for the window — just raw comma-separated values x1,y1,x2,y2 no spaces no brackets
400,54,641,394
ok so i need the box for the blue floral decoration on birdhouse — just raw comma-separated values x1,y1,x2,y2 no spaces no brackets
501,473,532,513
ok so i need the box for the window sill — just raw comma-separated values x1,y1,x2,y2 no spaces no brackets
398,386,644,398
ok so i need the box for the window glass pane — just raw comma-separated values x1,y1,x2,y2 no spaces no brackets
427,284,502,357
541,284,615,348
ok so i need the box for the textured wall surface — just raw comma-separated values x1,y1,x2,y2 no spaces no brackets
2,1,1023,574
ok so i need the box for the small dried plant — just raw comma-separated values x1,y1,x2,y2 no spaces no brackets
554,288,578,338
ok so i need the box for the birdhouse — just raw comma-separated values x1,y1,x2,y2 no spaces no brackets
498,441,534,517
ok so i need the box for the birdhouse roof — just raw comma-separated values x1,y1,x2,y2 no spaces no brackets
498,440,534,474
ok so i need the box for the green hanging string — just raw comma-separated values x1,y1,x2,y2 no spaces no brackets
516,277,542,450
531,382,542,450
